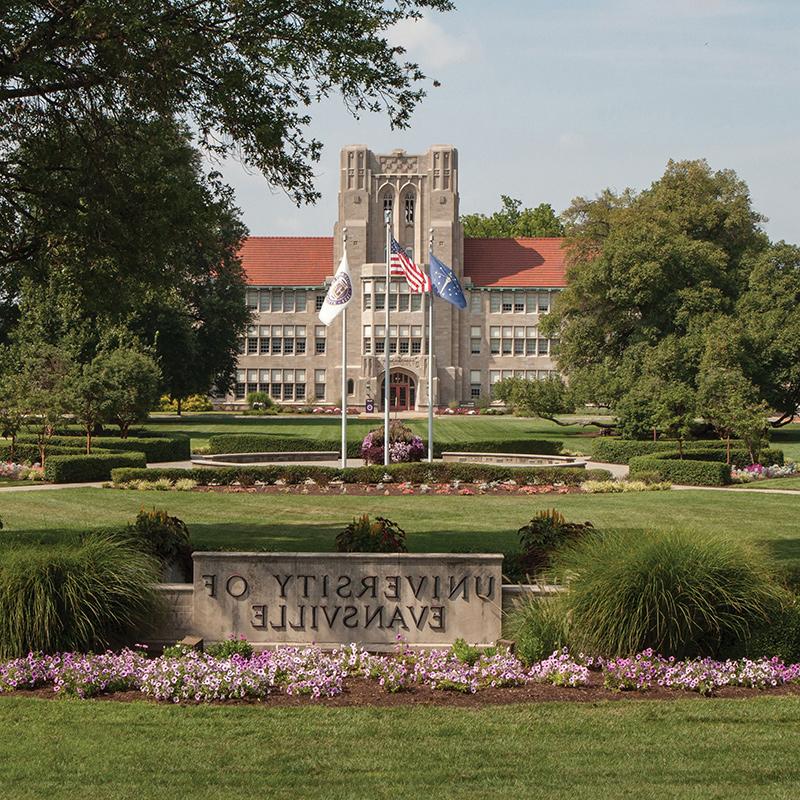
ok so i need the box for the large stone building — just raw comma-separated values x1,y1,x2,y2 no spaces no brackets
227,145,567,410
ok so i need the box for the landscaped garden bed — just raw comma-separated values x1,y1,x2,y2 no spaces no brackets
2,644,799,707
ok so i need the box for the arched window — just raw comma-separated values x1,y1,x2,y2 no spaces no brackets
403,193,415,224
382,192,393,214
347,378,354,395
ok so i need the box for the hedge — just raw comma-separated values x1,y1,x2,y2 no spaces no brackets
207,433,563,458
629,455,731,486
16,433,190,462
591,437,781,466
45,452,147,483
111,463,612,487
0,442,92,463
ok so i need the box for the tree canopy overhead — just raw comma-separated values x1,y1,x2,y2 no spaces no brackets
461,196,564,238
0,0,452,271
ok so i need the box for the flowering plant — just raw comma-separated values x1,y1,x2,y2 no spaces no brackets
732,462,797,482
360,422,425,464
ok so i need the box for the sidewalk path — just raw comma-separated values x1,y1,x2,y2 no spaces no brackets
0,481,104,493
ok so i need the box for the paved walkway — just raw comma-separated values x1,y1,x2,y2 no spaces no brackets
586,460,629,479
0,481,104,493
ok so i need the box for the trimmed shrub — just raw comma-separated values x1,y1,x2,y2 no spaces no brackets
557,530,785,658
0,442,90,463
45,452,147,483
336,515,407,553
16,433,190,462
0,535,161,657
504,595,569,666
206,433,564,459
591,437,782,468
206,635,254,659
629,455,731,486
110,464,613,487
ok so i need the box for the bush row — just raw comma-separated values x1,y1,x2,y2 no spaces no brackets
16,433,190,462
206,433,563,458
45,452,147,483
590,437,744,464
111,463,612,487
0,442,93,462
628,455,731,486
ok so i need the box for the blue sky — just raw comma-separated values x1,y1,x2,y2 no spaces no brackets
217,0,799,242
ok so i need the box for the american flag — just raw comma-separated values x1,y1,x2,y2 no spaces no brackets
390,237,431,293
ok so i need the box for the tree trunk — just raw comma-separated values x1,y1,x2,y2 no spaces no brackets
678,438,684,459
726,435,731,465
652,427,657,442
86,428,92,455
177,397,182,417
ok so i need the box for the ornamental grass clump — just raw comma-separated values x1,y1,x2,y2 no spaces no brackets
557,529,785,659
0,536,161,658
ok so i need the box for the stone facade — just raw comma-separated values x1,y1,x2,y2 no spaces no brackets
227,145,563,410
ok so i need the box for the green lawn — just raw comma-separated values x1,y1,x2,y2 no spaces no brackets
2,487,799,569
0,696,799,799
772,425,800,463
144,412,600,452
733,477,800,491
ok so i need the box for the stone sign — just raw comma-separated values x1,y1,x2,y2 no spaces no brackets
192,552,503,648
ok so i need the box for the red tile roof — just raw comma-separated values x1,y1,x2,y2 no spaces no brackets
464,237,567,288
239,235,567,288
239,236,333,286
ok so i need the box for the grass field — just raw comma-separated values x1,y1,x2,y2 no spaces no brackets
733,477,800,491
1,486,799,569
0,696,799,799
144,412,602,452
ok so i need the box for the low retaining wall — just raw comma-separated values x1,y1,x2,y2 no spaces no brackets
441,452,586,468
192,451,339,467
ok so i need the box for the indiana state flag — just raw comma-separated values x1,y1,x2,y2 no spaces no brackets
430,252,467,309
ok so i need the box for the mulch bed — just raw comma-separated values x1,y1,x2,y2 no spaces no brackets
194,483,583,497
7,672,800,708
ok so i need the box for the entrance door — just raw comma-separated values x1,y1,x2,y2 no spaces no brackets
381,372,415,411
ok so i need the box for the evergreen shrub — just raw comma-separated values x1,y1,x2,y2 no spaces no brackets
45,452,146,483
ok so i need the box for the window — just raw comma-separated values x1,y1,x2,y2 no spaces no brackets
315,294,325,312
260,337,270,354
246,289,259,310
410,294,422,312
235,370,246,399
490,292,501,313
272,292,282,312
514,295,525,313
411,325,422,355
314,369,326,400
404,194,415,223
538,338,549,355
347,378,354,396
247,337,258,354
237,339,245,355
295,290,307,312
490,326,500,355
375,280,386,311
283,325,294,355
363,281,372,310
470,291,482,314
383,192,393,213
470,326,481,355
283,290,295,313
538,292,550,313
470,370,482,400
398,283,410,311
259,290,270,312
296,326,306,355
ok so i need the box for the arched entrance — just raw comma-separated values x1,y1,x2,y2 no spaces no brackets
380,371,416,411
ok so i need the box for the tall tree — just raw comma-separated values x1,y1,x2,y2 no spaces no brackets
737,242,800,426
462,196,564,237
543,160,769,425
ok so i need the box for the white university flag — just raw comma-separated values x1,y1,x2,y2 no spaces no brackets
318,252,353,325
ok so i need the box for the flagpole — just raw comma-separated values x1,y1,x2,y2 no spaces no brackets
341,228,348,470
384,211,391,467
427,228,434,463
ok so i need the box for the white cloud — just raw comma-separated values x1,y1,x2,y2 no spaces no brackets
390,15,475,69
